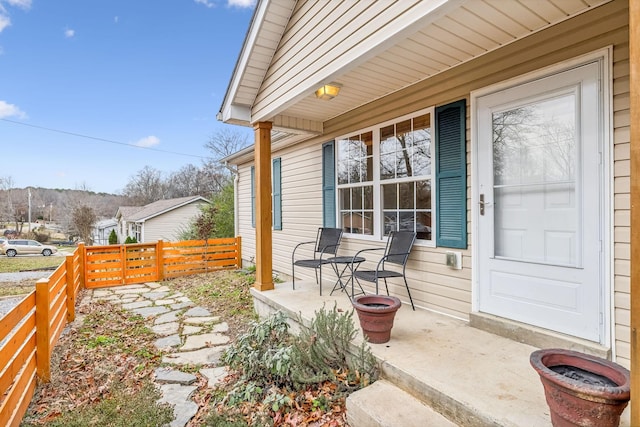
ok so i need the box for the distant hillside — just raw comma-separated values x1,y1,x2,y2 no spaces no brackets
0,187,134,226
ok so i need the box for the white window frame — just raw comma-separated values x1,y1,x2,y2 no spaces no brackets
335,106,435,245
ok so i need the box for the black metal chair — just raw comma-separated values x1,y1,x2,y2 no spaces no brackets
351,231,417,310
291,227,343,295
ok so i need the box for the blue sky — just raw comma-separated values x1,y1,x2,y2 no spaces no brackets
0,0,255,194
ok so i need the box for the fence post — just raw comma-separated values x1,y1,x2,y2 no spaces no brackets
78,243,86,289
236,236,242,269
120,244,126,284
65,254,75,322
156,240,164,282
35,278,51,382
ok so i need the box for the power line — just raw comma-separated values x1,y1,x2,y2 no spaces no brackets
1,118,209,160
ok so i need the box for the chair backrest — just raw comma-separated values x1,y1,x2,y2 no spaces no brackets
385,231,417,265
315,227,343,255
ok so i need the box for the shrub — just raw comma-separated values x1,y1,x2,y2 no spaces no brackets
219,306,379,418
124,236,138,244
290,305,378,389
108,229,118,244
33,231,50,243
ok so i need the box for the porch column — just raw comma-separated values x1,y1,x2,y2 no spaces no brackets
630,0,639,423
253,121,274,291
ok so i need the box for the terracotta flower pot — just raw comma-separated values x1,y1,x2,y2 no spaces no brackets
352,295,401,344
530,348,630,427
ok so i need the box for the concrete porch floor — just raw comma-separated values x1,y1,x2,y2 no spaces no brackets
251,280,631,427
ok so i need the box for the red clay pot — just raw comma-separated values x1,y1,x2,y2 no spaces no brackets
530,348,630,427
352,295,401,344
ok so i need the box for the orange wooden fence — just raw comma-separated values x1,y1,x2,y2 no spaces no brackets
0,237,241,425
83,237,241,288
0,249,82,426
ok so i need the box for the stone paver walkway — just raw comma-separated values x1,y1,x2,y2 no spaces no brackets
91,282,230,427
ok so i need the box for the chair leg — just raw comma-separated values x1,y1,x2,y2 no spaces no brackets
383,278,390,296
319,264,323,296
292,263,296,290
404,276,415,311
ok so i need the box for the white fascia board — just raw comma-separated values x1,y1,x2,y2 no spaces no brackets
219,0,280,124
220,103,252,126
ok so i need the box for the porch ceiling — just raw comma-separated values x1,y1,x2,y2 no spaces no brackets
220,0,612,139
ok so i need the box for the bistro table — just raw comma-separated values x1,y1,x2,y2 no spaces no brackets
327,256,366,298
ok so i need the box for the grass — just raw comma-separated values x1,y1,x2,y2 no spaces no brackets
24,382,174,427
22,301,167,426
0,255,65,273
22,269,258,426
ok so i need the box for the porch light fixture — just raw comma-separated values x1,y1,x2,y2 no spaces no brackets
315,83,341,100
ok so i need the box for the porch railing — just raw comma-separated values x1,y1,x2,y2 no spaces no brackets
0,237,241,426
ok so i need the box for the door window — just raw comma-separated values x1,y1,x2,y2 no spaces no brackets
492,93,579,266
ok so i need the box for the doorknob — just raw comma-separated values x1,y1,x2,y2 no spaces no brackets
479,194,491,216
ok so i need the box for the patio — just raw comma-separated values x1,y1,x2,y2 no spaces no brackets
251,279,632,427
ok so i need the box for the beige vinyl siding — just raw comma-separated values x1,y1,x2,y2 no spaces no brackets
237,0,630,360
142,202,204,243
237,164,255,264
252,0,453,122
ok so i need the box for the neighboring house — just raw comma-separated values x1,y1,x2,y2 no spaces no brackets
115,196,209,243
91,218,118,245
218,0,637,375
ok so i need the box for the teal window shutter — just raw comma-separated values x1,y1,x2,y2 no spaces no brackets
250,166,255,228
435,100,467,248
322,141,336,228
273,158,282,230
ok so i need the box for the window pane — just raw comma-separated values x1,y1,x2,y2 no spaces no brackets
363,186,373,210
399,182,414,209
362,131,373,156
382,184,397,209
399,212,415,232
384,211,397,236
339,188,350,211
337,139,350,184
417,211,431,240
396,149,410,178
413,142,431,176
362,211,374,235
352,187,362,210
493,97,576,186
493,94,578,265
363,156,373,182
380,153,395,180
380,125,396,154
397,119,411,141
416,180,431,209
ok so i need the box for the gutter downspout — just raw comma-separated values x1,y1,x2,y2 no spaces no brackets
234,171,239,238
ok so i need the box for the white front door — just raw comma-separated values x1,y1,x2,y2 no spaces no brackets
476,61,605,342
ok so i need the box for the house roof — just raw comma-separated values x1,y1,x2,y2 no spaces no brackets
95,218,118,230
117,196,210,223
219,0,611,154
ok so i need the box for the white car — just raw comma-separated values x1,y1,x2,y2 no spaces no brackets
0,239,58,257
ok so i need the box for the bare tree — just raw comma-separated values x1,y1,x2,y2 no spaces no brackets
202,128,251,192
0,176,14,224
123,166,168,204
72,205,97,244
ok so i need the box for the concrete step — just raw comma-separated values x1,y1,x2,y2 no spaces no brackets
346,380,458,427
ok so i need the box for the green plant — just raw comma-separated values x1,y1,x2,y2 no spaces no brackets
289,304,378,390
108,229,118,244
124,236,138,244
222,311,293,387
87,335,116,348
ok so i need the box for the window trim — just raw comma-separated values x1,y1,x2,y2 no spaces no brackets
335,106,435,245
